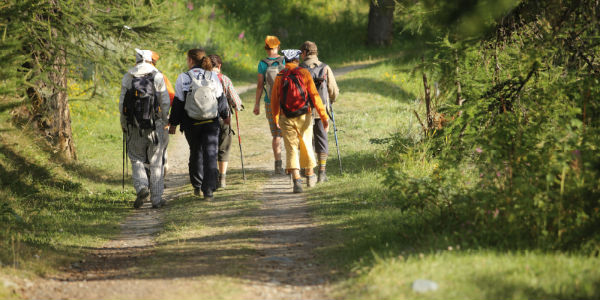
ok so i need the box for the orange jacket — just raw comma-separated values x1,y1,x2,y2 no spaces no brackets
163,74,175,105
270,63,328,126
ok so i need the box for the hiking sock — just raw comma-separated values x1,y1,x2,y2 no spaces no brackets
318,153,328,171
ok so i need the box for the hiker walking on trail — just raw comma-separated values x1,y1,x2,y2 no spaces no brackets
168,49,230,201
299,41,339,183
150,51,175,176
253,35,286,174
119,48,170,209
208,54,243,188
270,49,329,193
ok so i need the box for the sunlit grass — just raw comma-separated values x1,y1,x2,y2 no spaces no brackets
305,59,600,300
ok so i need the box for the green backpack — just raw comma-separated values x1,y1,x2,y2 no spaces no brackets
262,56,285,99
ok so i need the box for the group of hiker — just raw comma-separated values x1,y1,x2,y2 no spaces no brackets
119,35,339,208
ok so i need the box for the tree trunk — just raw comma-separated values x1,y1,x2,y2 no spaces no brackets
422,58,433,131
367,0,395,46
29,31,77,161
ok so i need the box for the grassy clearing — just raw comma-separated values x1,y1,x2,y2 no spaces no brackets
306,59,600,299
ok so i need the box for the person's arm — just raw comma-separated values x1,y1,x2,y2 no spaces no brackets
223,75,243,111
169,74,185,133
254,61,266,115
303,70,329,130
325,65,339,103
119,74,130,132
254,73,264,115
270,74,282,127
217,93,230,124
154,72,170,126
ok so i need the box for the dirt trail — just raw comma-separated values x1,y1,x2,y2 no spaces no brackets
19,62,375,299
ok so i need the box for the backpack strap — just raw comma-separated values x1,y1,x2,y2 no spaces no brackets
203,70,212,80
262,56,284,67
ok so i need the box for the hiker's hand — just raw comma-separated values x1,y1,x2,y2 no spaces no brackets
223,117,231,125
253,103,260,115
323,121,330,133
168,124,177,134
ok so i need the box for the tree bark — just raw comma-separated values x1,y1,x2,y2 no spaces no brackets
367,0,395,46
29,27,77,161
422,58,433,131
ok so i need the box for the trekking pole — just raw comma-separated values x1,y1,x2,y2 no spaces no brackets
234,109,247,182
328,102,343,174
122,133,126,190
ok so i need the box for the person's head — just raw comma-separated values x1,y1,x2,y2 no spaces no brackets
151,51,160,66
264,35,281,56
208,54,222,71
135,48,153,64
187,48,212,70
282,49,302,63
299,41,318,60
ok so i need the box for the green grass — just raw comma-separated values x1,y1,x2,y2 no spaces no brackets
304,58,600,299
0,84,133,287
343,251,600,300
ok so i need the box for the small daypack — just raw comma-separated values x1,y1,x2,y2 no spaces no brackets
262,57,285,99
124,70,159,130
301,62,329,104
184,70,219,120
279,67,311,118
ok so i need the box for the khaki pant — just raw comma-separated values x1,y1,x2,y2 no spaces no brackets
279,113,316,170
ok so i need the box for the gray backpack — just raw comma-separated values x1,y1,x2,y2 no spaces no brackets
262,57,285,99
184,70,218,120
301,62,329,104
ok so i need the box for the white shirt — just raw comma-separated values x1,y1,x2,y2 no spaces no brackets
174,67,223,101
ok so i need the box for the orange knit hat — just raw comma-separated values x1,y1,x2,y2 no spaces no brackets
265,35,281,49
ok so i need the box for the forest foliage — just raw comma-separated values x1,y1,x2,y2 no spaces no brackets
386,0,600,253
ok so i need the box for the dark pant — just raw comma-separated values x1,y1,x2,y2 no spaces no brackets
184,120,220,195
313,118,328,154
218,119,232,162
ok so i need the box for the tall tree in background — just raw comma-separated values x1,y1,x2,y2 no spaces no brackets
0,0,172,161
367,0,396,46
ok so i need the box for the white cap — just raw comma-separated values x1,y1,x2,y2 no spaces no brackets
135,48,153,63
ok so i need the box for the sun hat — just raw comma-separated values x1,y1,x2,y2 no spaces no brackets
135,48,153,63
282,49,302,62
300,41,318,55
265,35,281,49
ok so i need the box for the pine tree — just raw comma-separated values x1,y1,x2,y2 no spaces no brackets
0,0,173,161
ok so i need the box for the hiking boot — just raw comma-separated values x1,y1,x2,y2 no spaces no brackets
218,173,226,189
318,170,328,183
203,191,214,201
307,174,317,188
134,187,150,209
293,179,303,193
193,187,201,197
152,197,167,209
274,160,284,175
